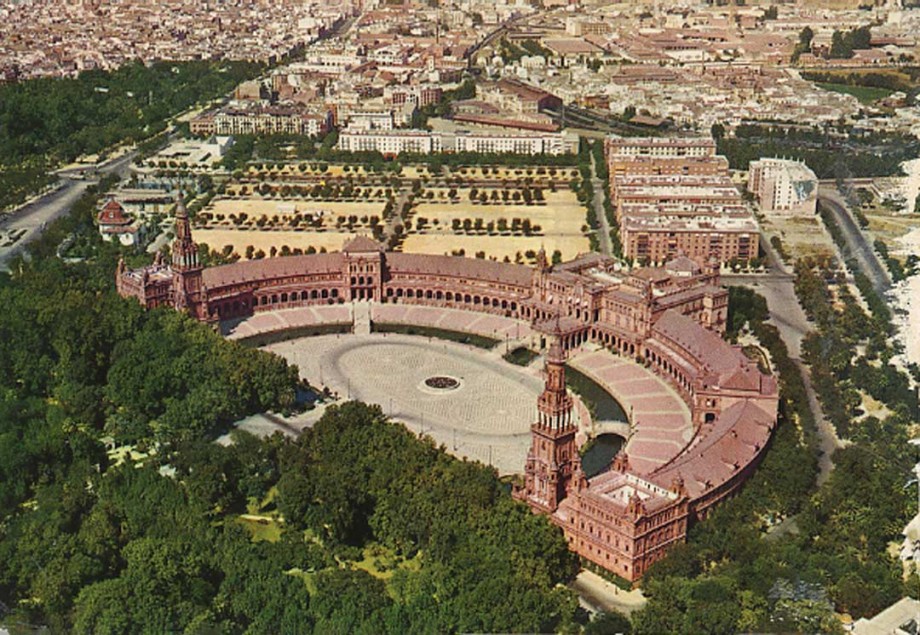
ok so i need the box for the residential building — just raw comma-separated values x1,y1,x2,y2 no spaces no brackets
748,158,818,216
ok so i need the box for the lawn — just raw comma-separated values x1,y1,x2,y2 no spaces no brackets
815,82,894,104
349,543,423,581
236,515,283,542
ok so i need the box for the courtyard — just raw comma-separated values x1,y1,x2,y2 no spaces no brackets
264,333,544,474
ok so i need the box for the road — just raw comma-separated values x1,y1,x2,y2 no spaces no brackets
817,187,891,295
589,150,612,256
725,235,842,485
0,150,137,271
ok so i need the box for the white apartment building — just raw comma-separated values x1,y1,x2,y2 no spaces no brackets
337,129,577,155
212,107,331,137
748,158,818,216
338,130,439,154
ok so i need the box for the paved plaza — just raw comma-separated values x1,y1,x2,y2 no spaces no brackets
222,302,536,347
265,333,545,474
257,327,695,477
571,351,693,475
223,303,696,477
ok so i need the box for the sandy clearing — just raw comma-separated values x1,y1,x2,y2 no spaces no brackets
194,228,357,255
204,198,385,219
400,233,590,262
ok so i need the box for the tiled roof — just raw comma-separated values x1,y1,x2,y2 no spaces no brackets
652,309,747,377
98,199,130,225
649,399,774,498
342,235,384,252
385,253,533,287
664,255,702,274
203,253,345,289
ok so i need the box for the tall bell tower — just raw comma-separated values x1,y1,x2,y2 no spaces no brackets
518,319,579,513
170,192,208,321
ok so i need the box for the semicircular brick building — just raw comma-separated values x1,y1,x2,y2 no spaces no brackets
117,199,778,582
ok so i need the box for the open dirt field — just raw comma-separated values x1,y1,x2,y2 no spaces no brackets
445,166,580,181
762,215,837,261
400,233,590,262
403,188,590,261
204,198,385,220
412,190,585,232
243,164,434,180
194,228,356,255
865,213,920,248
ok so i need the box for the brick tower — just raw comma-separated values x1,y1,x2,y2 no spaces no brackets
170,192,208,321
518,319,579,513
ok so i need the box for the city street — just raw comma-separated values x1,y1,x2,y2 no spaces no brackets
0,151,136,271
724,235,843,485
817,186,891,294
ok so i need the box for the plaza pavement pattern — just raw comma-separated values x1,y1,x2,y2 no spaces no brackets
265,333,544,474
370,304,534,343
222,304,694,478
569,350,693,476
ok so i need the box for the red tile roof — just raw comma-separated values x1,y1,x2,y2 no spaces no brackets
385,253,533,287
98,199,130,226
202,253,345,290
650,399,774,498
342,235,384,253
652,310,747,377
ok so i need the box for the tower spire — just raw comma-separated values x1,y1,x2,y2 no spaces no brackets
537,320,575,432
171,190,199,272
515,319,580,513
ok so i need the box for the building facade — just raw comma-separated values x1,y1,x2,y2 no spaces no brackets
337,128,577,155
748,158,818,216
118,213,777,582
191,106,332,137
606,136,761,265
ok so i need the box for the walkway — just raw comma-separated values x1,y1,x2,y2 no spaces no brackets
222,302,536,345
570,349,693,476
727,235,842,485
818,187,891,294
589,150,613,257
264,333,547,474
223,304,352,340
571,570,647,617
371,303,533,342
353,301,371,335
